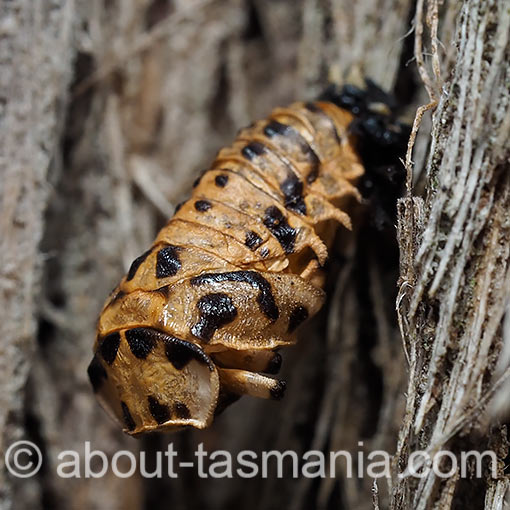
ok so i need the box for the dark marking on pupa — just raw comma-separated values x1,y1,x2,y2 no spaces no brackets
287,305,309,333
148,396,170,424
245,230,263,251
125,328,157,359
87,355,108,392
164,336,214,371
190,271,279,321
242,141,266,160
121,401,136,431
174,402,191,419
156,245,181,278
194,200,212,212
265,352,282,375
126,249,152,281
191,293,238,342
270,380,286,400
214,174,229,187
280,174,306,215
99,332,121,365
263,206,297,254
263,120,291,138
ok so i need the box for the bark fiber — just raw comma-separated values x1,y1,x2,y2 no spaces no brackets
1,1,509,509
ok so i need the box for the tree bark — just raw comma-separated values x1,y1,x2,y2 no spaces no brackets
0,1,508,509
394,1,510,508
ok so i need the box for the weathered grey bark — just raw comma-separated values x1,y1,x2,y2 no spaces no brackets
393,1,510,509
0,0,76,507
1,1,509,509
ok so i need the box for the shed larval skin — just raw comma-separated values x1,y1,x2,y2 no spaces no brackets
88,100,365,436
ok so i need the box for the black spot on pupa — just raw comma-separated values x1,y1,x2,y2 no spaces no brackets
265,352,282,375
174,402,191,419
263,120,290,138
192,169,207,188
270,380,286,400
111,290,126,303
99,332,121,365
190,271,279,321
121,401,136,431
242,141,266,160
287,305,309,333
264,118,321,183
156,245,181,278
174,201,185,214
300,140,320,160
126,249,152,281
245,230,263,251
154,285,170,298
215,174,229,187
302,141,321,184
191,293,238,342
194,200,212,212
87,355,108,392
164,336,214,371
304,102,321,113
263,206,297,254
148,396,171,425
280,174,306,215
125,328,157,359
259,247,269,258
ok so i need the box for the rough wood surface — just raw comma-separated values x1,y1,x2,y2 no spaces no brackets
394,1,510,508
0,0,76,507
1,1,509,509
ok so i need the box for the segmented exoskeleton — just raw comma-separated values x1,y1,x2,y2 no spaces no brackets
88,83,407,435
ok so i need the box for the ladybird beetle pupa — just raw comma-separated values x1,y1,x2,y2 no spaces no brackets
88,82,408,436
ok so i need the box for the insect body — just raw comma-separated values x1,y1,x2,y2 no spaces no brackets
88,85,405,435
